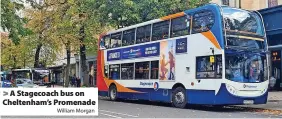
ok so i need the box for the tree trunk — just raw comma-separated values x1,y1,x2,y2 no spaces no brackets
34,43,42,68
13,56,16,68
65,42,71,87
79,25,89,87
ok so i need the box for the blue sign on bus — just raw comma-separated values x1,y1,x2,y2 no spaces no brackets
176,38,187,53
107,42,160,61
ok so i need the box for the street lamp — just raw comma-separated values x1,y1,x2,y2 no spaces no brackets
62,63,66,87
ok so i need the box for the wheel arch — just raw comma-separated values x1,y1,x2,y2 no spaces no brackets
108,83,117,97
171,83,186,101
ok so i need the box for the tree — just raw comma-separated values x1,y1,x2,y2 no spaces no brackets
1,33,35,70
24,0,62,68
67,0,112,87
93,0,210,28
1,0,30,44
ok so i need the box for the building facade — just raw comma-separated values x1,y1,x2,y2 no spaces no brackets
259,5,282,90
211,0,282,10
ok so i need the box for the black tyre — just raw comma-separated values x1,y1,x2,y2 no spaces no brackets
109,85,117,101
172,87,187,108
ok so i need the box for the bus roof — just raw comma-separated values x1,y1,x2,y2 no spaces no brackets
12,68,49,71
12,68,32,71
105,3,220,35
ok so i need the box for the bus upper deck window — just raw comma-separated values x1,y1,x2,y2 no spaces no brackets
100,37,106,49
104,35,111,49
192,11,215,34
136,25,151,44
122,29,135,46
171,16,190,38
111,32,122,48
152,20,169,41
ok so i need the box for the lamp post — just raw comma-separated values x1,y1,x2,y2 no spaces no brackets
62,63,66,87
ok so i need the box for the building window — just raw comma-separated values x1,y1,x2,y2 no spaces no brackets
192,10,215,34
150,61,159,79
122,29,135,46
111,32,122,48
109,64,120,80
135,62,150,79
152,20,170,41
121,63,134,79
268,0,278,7
171,16,191,38
222,0,229,5
136,25,151,44
268,34,282,46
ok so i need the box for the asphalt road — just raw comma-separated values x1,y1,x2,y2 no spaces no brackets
97,97,282,118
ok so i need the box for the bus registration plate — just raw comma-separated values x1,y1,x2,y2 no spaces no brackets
243,100,254,105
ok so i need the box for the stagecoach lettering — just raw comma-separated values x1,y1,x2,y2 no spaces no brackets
140,82,153,86
109,52,120,59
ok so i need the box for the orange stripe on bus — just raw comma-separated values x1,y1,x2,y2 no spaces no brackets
160,12,185,20
201,31,221,50
100,51,142,93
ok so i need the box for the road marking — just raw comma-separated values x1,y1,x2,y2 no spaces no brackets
99,109,139,117
100,112,122,118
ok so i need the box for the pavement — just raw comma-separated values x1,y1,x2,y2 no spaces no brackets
51,85,282,112
238,91,282,111
97,97,282,118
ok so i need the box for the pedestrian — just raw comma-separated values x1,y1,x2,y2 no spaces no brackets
89,73,93,87
76,77,81,87
71,74,76,87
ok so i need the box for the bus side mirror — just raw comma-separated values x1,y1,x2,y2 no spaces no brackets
210,47,214,55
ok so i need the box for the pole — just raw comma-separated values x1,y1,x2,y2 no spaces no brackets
79,56,82,86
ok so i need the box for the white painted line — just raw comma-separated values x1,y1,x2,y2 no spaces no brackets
100,109,139,117
100,112,122,118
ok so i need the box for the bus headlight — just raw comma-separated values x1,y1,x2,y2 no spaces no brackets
227,84,237,94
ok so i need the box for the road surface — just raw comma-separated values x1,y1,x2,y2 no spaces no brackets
97,97,282,118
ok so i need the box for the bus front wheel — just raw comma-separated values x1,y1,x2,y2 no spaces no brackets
172,87,187,108
109,85,117,101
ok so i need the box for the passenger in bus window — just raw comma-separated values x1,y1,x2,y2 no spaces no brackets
144,37,150,42
100,38,105,49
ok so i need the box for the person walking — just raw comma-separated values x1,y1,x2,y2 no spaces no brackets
71,74,76,87
76,77,81,87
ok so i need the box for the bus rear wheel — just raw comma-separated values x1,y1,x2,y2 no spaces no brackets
109,85,117,101
172,87,187,108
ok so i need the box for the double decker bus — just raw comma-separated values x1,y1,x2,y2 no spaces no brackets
97,4,269,108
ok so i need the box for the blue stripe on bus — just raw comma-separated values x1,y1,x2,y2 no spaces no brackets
99,84,267,105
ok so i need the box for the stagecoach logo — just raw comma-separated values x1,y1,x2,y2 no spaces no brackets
154,82,159,91
140,82,153,86
243,84,257,88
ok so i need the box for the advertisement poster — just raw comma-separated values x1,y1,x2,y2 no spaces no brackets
107,43,160,61
159,40,175,81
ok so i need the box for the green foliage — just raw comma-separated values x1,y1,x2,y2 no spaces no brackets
1,0,211,70
1,0,31,44
1,33,35,69
93,0,211,28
